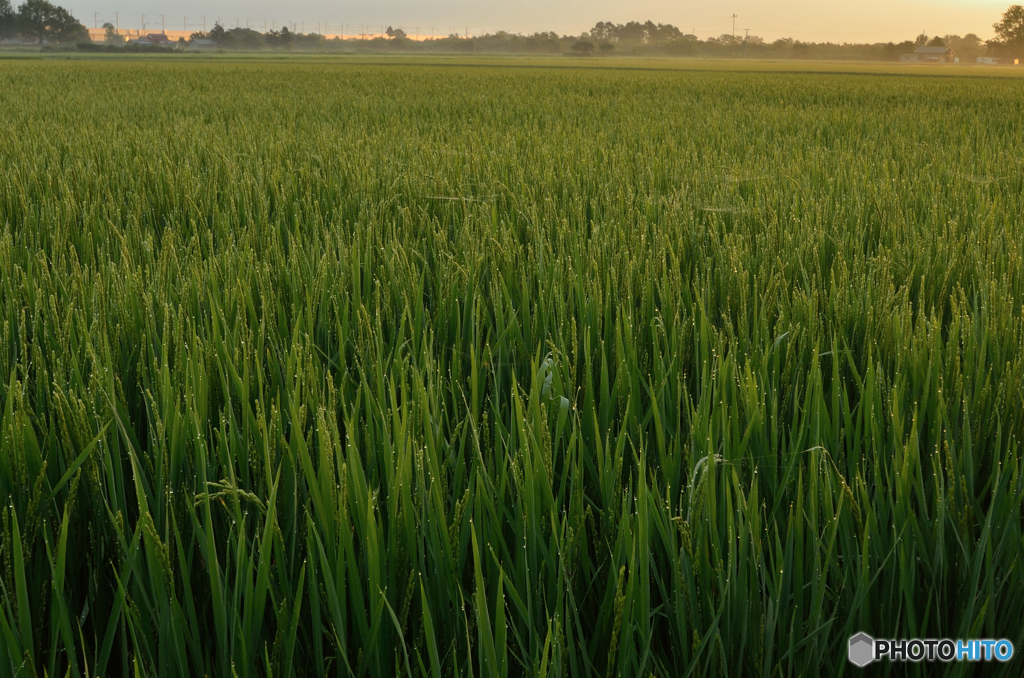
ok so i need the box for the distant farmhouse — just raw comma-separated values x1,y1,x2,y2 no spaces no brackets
900,45,955,63
128,33,178,48
188,39,218,51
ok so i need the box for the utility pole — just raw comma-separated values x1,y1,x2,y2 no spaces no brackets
115,12,118,32
202,17,206,33
731,14,738,38
94,12,97,29
162,15,165,32
744,28,749,57
141,14,145,31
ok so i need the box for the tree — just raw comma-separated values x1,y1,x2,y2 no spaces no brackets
0,0,15,40
711,34,742,46
993,5,1024,47
915,32,929,47
101,21,122,44
927,35,945,46
265,26,292,49
209,22,233,47
944,33,984,61
571,40,595,55
236,28,264,49
277,25,293,49
16,0,86,44
960,33,984,49
590,21,616,42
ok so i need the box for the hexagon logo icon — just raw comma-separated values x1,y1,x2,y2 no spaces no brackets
848,632,874,667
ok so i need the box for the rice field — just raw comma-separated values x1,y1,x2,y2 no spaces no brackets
0,58,1023,677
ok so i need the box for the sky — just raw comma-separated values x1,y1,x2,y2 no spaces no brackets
68,0,1007,42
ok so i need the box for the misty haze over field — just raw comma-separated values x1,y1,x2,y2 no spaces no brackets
73,0,1003,42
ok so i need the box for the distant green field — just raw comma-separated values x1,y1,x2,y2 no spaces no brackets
9,48,1024,75
1,59,1022,677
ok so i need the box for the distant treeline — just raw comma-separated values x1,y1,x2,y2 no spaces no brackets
0,0,88,45
5,0,1024,62
586,21,1007,62
87,18,1021,62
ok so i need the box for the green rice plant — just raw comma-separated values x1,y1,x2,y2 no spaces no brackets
0,58,1022,676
